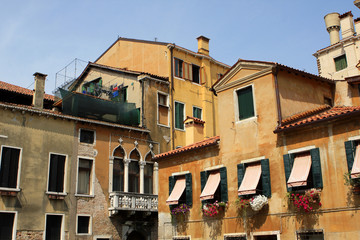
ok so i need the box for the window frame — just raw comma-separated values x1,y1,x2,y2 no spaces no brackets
75,157,95,197
251,230,280,240
174,101,186,131
296,229,324,240
334,54,348,72
168,171,192,206
44,213,64,240
144,162,154,195
76,214,92,236
200,166,227,203
174,58,184,79
223,233,247,240
0,145,22,191
0,210,17,240
234,84,256,123
79,128,96,145
191,64,201,85
192,106,202,120
157,91,170,127
46,152,67,195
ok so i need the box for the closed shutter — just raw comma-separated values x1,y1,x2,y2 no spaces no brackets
310,148,323,189
219,167,228,202
237,163,245,189
261,159,271,197
345,140,356,172
189,64,193,81
200,171,207,192
169,176,175,196
283,153,294,192
335,55,347,71
237,86,254,120
185,173,192,206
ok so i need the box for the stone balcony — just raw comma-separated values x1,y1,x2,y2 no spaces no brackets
109,191,158,216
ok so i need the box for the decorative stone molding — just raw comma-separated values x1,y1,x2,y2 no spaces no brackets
109,192,158,216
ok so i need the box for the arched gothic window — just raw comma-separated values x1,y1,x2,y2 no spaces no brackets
113,146,125,191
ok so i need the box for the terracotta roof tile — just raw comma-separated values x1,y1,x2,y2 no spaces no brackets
153,136,220,160
275,106,360,132
184,116,205,124
339,11,353,19
0,81,55,101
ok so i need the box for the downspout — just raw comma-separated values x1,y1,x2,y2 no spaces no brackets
273,66,282,125
140,77,145,128
168,44,175,150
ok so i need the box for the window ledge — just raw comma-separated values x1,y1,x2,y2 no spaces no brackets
0,188,20,196
75,194,95,198
235,116,257,124
46,192,67,200
157,123,170,128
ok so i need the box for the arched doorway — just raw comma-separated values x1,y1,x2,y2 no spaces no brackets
127,230,145,240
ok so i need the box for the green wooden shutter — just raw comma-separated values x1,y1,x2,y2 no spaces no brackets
237,86,254,120
219,167,228,202
200,171,207,192
283,153,294,192
169,176,175,196
310,148,323,189
175,102,180,129
237,163,245,189
345,140,356,172
175,102,184,129
335,55,348,72
185,173,192,206
261,159,271,197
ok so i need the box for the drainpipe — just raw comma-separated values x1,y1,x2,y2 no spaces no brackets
140,77,146,128
168,44,175,150
273,66,282,125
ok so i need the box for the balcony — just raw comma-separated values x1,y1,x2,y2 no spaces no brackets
109,192,158,217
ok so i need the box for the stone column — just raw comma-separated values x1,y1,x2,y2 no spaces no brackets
139,161,146,194
123,159,131,192
109,156,114,192
153,162,159,195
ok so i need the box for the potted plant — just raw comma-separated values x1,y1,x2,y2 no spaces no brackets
170,203,190,223
202,201,228,217
344,172,360,193
287,188,321,212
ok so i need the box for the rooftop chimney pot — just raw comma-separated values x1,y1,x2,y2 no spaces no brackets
32,72,47,109
324,13,341,45
197,36,210,55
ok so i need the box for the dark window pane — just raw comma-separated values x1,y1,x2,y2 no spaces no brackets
0,212,15,240
144,164,153,194
192,65,200,84
45,215,62,240
237,86,255,120
129,149,140,161
77,216,90,234
80,129,94,144
48,154,66,192
175,59,183,78
193,107,202,119
0,147,20,188
113,158,124,192
128,161,139,193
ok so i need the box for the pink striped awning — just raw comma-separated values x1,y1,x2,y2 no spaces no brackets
166,177,186,205
200,171,220,201
287,153,312,187
351,145,360,179
238,163,262,196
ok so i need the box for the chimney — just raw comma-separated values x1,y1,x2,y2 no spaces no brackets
355,17,360,35
32,72,47,109
340,11,355,39
197,36,210,55
334,81,352,106
184,117,205,146
355,0,360,10
324,13,341,45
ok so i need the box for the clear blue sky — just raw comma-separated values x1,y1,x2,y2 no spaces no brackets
0,0,358,94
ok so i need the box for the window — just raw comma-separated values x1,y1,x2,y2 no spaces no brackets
217,73,223,80
173,236,190,240
128,161,140,193
158,93,169,126
193,107,202,119
283,148,323,192
192,64,200,84
79,129,95,144
224,236,246,240
0,146,21,189
344,140,360,178
0,212,16,239
253,236,277,240
236,86,255,121
144,164,153,194
175,102,185,130
334,54,347,72
237,159,271,197
296,230,324,240
167,173,192,206
45,214,63,240
76,215,91,235
113,147,125,192
77,158,93,195
174,58,183,78
47,154,66,193
200,167,227,203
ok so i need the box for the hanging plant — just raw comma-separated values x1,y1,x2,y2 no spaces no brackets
202,201,227,217
250,195,268,212
171,203,190,216
287,188,321,212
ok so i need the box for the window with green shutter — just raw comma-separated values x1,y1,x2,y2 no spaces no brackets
200,167,228,203
175,102,185,130
334,55,347,72
193,107,202,119
168,174,192,206
237,86,255,120
174,58,184,78
345,140,357,172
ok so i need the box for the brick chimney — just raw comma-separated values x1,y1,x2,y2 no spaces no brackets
32,72,47,109
197,36,210,55
185,116,205,146
340,11,355,39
